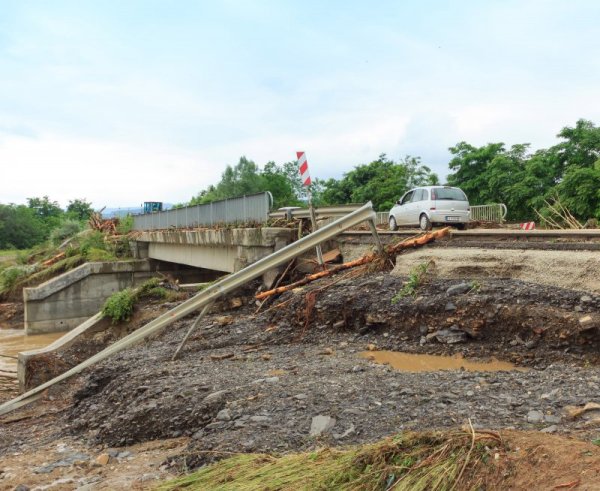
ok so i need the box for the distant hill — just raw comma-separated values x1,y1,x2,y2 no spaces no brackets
101,203,174,218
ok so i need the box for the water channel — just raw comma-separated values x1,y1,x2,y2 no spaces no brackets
0,329,64,375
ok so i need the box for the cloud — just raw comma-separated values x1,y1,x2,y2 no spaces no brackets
0,133,220,208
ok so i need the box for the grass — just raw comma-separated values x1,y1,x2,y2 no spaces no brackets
392,261,432,303
102,277,183,323
157,429,506,491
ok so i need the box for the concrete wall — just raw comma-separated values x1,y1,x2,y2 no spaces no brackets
135,227,294,273
23,260,213,334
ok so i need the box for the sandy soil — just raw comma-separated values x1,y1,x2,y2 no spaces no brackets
392,247,600,292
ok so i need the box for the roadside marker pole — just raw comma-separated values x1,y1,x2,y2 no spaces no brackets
297,151,324,267
519,221,536,230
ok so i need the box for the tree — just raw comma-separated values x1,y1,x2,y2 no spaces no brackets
66,198,94,221
446,119,600,221
320,154,439,211
0,204,46,249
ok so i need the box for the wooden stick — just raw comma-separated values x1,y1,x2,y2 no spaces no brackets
171,302,214,361
255,227,451,300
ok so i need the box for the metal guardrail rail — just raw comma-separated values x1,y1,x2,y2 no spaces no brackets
0,202,378,416
132,192,273,231
270,204,361,220
470,203,507,223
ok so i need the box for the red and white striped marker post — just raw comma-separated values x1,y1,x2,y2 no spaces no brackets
519,221,536,230
297,151,312,187
296,151,324,267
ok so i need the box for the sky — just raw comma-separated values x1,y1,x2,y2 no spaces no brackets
1,0,599,209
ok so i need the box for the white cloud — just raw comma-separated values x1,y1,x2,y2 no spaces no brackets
0,133,220,208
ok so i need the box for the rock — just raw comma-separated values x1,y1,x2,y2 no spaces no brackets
117,451,132,459
33,453,90,474
541,388,559,400
216,409,232,421
540,425,558,433
367,343,377,351
293,394,308,400
215,316,234,325
203,390,229,403
527,410,544,424
579,315,596,331
333,424,356,440
264,377,280,383
95,453,110,466
250,415,270,423
544,414,562,424
525,338,538,349
433,329,467,344
445,302,457,311
261,354,272,361
419,325,429,335
13,486,30,491
580,295,592,303
446,283,471,296
310,415,336,436
574,305,584,312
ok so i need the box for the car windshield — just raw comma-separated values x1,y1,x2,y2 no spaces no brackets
433,188,467,201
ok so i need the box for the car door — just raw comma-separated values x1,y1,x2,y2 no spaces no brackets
408,189,424,225
394,190,414,225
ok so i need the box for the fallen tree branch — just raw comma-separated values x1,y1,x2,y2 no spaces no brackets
255,227,451,300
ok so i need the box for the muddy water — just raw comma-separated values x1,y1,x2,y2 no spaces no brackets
361,351,526,372
0,330,64,375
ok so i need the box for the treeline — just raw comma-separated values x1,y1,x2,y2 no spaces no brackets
187,155,439,212
188,119,600,222
0,197,93,249
447,119,600,221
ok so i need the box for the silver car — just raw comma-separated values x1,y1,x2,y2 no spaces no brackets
388,186,470,231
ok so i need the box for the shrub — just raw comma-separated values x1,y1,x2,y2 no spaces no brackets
102,288,137,323
49,219,83,246
0,264,37,295
84,247,116,262
116,215,134,235
79,231,107,256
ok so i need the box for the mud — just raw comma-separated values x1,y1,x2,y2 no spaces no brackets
1,262,600,487
360,351,525,372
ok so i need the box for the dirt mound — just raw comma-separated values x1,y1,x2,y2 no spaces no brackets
58,274,599,465
393,248,600,292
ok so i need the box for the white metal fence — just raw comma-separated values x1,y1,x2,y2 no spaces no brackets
132,192,273,231
470,203,507,223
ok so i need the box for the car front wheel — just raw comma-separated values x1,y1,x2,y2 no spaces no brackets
389,216,398,231
419,214,432,231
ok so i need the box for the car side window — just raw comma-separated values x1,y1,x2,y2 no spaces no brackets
401,191,414,205
421,189,429,200
411,189,423,202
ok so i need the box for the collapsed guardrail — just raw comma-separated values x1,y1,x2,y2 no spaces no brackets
0,202,379,416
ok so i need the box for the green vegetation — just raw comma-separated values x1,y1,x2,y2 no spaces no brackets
101,278,178,323
0,196,94,250
392,261,432,302
187,155,438,212
158,430,506,491
102,288,137,323
320,155,438,211
447,119,600,221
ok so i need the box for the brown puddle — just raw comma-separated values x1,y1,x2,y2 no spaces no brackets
0,329,64,375
360,350,526,372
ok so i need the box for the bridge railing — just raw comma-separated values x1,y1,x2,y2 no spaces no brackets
470,203,507,223
132,192,273,230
